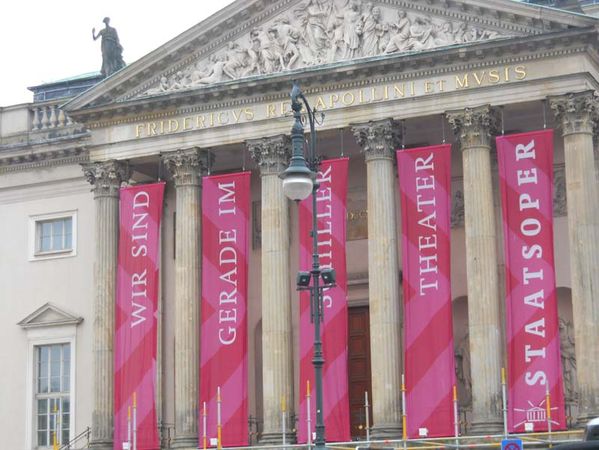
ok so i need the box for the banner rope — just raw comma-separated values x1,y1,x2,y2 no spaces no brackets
501,106,505,135
542,99,547,129
242,147,246,171
402,120,406,150
340,128,344,157
441,114,446,144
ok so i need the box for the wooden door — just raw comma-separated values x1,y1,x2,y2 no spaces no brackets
348,306,372,440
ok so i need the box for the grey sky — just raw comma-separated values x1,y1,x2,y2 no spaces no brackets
0,0,236,107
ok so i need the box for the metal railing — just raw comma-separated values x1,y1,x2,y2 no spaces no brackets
59,426,91,449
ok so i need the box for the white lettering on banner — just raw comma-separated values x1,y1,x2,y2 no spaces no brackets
414,153,439,296
316,165,334,309
130,191,150,328
218,182,239,345
512,139,548,386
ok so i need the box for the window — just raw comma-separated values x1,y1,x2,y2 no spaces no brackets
29,211,77,260
20,304,80,449
36,217,72,254
35,344,71,447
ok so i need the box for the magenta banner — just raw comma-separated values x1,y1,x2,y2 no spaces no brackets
200,172,250,447
114,182,165,450
298,158,350,443
397,145,455,438
497,130,566,432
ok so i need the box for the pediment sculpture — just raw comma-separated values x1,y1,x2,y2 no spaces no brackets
145,0,509,95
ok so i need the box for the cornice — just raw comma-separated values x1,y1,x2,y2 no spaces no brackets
80,32,592,130
0,147,89,174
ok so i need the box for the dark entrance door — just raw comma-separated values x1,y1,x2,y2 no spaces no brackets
348,306,372,440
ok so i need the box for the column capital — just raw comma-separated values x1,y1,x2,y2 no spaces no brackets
161,148,212,187
549,91,599,136
247,134,291,176
82,160,130,199
351,118,401,162
446,105,500,149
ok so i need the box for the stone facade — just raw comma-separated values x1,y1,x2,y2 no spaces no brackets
2,1,599,449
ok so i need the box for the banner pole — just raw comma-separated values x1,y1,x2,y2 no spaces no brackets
402,373,407,450
133,392,137,450
53,403,59,450
546,383,552,448
217,387,222,450
453,385,459,450
365,391,370,443
281,395,287,447
307,381,312,448
501,368,508,439
203,401,207,450
127,405,132,450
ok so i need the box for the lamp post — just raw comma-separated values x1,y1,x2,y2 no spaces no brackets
280,81,334,450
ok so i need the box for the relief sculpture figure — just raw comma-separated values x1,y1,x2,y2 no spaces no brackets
343,1,363,59
223,42,250,80
385,11,412,54
361,5,387,57
304,0,329,62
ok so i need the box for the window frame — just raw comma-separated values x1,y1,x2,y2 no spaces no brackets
28,211,77,261
24,329,76,450
35,343,71,447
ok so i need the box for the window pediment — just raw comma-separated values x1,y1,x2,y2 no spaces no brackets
18,303,83,329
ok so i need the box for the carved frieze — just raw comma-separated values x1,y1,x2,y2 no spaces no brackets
559,318,578,405
143,0,509,95
554,165,567,217
451,186,465,228
82,160,130,198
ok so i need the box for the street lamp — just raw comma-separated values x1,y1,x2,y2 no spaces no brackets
280,81,335,450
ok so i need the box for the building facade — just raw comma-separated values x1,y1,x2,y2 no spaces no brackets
2,0,599,448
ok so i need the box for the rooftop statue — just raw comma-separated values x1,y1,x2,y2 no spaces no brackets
93,17,126,78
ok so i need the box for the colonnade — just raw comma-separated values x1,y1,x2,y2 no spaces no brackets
84,92,599,449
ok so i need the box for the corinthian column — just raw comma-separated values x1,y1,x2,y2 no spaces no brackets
162,148,211,449
247,135,294,444
351,119,402,438
550,91,599,424
446,105,503,434
82,160,130,450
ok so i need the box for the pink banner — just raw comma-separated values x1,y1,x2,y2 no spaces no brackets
397,145,455,438
200,172,250,447
115,182,165,450
497,130,566,432
298,158,350,443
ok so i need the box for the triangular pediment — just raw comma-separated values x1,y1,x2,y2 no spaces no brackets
18,302,83,329
65,0,598,112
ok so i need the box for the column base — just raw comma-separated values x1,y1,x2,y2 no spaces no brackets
171,435,199,449
259,430,297,445
469,418,503,435
370,423,402,440
90,439,112,450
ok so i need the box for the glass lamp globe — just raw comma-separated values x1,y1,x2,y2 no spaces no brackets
282,173,314,201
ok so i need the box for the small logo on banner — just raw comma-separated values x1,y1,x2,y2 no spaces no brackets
513,399,560,430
